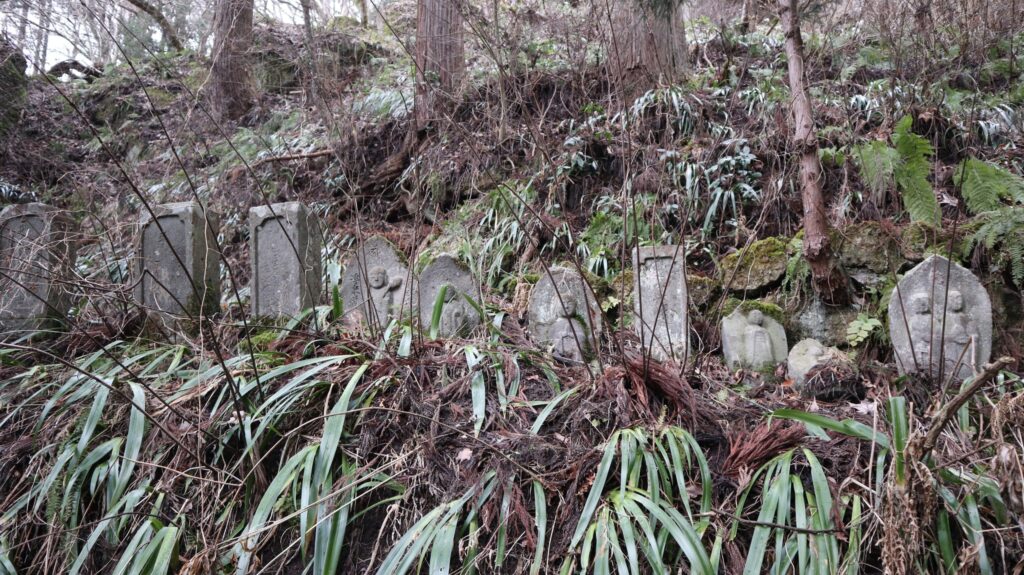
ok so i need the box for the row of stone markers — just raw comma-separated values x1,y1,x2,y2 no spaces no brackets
0,202,993,386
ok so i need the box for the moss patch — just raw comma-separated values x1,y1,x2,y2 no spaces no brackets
718,236,790,292
838,221,902,273
721,298,785,324
686,274,718,308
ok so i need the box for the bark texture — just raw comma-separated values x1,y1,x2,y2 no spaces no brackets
124,0,184,51
210,0,254,121
610,0,689,86
414,0,465,128
780,0,848,304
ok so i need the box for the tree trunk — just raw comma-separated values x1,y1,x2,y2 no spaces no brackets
123,0,184,51
33,0,50,72
413,0,464,128
610,0,688,87
780,0,848,304
210,0,254,120
16,0,30,47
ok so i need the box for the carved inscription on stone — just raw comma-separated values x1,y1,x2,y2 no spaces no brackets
341,236,411,328
721,308,787,371
135,202,221,318
0,203,76,338
419,254,480,337
250,202,321,318
888,255,992,381
528,266,601,362
633,246,688,362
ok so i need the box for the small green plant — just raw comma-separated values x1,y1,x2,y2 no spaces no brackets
853,115,940,225
846,313,883,347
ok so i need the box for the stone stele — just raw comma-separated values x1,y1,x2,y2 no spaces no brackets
633,246,689,362
888,255,992,382
341,236,412,328
721,307,788,371
418,254,480,337
135,202,221,318
528,266,601,362
250,202,321,318
0,203,77,338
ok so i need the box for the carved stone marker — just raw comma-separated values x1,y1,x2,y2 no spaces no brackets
0,203,77,338
788,338,842,386
135,202,221,318
633,246,688,362
419,254,480,337
341,236,411,328
888,255,992,381
250,202,321,318
721,307,787,371
528,266,601,362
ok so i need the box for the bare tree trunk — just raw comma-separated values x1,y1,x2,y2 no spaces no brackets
414,0,464,128
123,0,184,51
210,0,254,120
780,0,847,304
16,0,30,47
359,0,370,28
33,0,50,71
611,0,688,86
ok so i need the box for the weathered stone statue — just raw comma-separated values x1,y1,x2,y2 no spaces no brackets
721,307,787,371
341,236,411,328
0,203,77,339
889,255,992,382
633,246,689,361
528,266,601,362
419,254,480,337
135,202,221,319
249,202,321,318
787,338,859,400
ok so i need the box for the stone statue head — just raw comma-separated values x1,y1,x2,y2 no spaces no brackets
949,290,964,312
368,266,387,289
748,309,764,326
910,294,930,315
560,295,578,318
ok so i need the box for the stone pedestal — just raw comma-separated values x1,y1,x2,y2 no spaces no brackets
0,203,77,339
528,266,601,362
341,236,412,329
418,254,480,337
135,202,221,320
888,255,992,382
250,202,321,318
633,246,689,362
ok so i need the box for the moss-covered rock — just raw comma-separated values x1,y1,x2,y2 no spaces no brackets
838,222,901,274
793,298,860,348
898,221,973,263
0,37,27,138
686,274,718,308
718,237,790,292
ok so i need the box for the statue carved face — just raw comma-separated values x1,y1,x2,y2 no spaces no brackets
443,283,457,302
910,294,930,315
560,295,578,318
748,310,764,326
368,266,387,289
949,290,964,312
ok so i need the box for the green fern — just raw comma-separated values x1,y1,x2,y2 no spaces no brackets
853,140,898,203
968,206,1024,288
955,158,1024,214
893,116,940,226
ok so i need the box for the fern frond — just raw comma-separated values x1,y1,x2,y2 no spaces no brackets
969,206,1024,288
853,141,898,203
955,158,1024,214
893,116,940,226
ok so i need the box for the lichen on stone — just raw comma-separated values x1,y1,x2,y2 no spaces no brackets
718,236,790,292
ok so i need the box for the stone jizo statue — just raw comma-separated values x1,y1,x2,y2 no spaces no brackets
418,254,481,338
721,306,788,371
528,266,601,363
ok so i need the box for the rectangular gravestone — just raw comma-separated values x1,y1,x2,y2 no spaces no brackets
249,202,321,318
0,203,77,339
633,246,689,362
134,202,220,319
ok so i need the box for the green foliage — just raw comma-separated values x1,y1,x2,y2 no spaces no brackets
846,313,882,347
955,158,1024,214
853,140,899,202
967,206,1024,287
893,116,941,226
